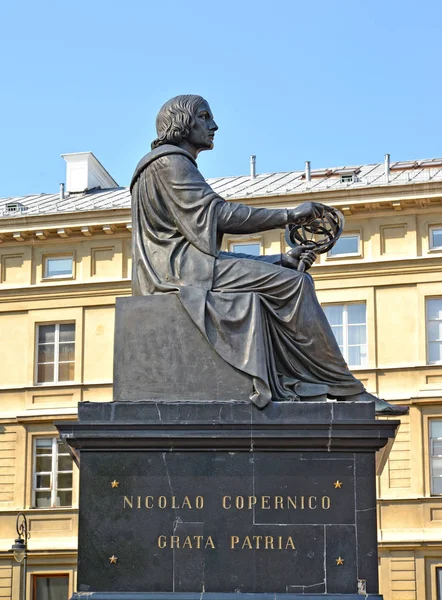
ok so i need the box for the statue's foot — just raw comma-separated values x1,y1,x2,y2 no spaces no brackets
336,391,409,415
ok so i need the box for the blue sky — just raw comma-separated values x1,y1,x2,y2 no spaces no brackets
1,0,441,197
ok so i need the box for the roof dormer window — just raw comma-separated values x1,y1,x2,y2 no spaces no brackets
5,202,27,214
340,174,355,184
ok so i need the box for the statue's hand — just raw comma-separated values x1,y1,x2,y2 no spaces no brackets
288,202,325,225
282,245,317,270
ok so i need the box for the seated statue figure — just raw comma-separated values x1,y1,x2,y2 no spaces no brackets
130,94,405,415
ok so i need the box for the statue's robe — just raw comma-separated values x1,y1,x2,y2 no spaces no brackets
131,145,363,407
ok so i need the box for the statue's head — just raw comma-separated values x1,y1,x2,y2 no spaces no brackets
151,95,218,155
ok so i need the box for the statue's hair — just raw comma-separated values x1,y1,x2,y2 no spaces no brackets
151,95,205,150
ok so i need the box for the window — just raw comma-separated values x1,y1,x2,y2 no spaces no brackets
323,303,367,367
44,256,73,279
427,299,442,364
430,421,442,495
5,201,27,214
340,174,355,184
430,227,442,250
229,241,261,256
437,567,442,600
33,575,69,600
36,323,75,383
328,234,360,257
33,438,73,507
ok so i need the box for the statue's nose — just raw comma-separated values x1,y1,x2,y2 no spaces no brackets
211,120,219,131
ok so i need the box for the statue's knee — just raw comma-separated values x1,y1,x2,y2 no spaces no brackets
298,271,313,284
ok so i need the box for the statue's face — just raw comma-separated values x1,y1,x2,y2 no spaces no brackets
186,100,218,153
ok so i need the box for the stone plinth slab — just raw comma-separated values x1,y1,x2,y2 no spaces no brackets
58,401,397,598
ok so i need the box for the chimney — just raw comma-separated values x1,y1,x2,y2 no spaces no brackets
59,183,65,200
305,161,311,182
250,155,256,179
384,153,390,181
61,152,118,193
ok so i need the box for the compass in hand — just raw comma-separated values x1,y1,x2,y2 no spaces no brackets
285,205,345,272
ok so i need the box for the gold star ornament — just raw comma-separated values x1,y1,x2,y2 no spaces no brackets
334,480,343,489
111,480,119,488
335,556,344,565
109,555,118,564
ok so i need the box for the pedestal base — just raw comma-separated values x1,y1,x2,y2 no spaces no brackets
58,401,397,598
71,593,383,600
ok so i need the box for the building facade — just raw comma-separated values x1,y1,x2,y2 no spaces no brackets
1,153,442,599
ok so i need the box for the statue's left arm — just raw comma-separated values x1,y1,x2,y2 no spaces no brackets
216,201,291,234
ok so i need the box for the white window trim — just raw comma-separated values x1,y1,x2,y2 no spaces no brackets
42,254,74,281
430,422,442,496
323,302,367,368
33,437,73,508
35,323,75,385
427,298,442,365
327,233,362,259
429,226,442,252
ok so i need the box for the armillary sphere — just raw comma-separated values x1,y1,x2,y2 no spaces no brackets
285,205,345,272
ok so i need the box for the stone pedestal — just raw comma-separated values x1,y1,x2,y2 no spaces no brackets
58,400,397,600
113,296,253,402
58,296,398,599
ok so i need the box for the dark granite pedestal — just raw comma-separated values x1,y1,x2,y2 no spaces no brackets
58,400,398,600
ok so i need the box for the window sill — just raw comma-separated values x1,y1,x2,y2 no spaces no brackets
31,506,74,510
326,253,362,261
41,276,74,282
26,506,78,512
34,381,76,387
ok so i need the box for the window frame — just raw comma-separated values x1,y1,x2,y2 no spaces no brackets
429,420,442,496
436,566,442,600
327,233,361,258
32,437,73,508
340,173,355,184
33,573,70,600
42,254,74,280
426,297,442,365
322,302,367,368
429,226,442,252
228,240,262,256
35,322,76,385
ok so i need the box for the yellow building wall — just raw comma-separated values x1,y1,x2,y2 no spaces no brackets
0,191,442,598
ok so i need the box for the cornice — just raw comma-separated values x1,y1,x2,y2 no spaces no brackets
0,212,131,244
312,255,442,281
0,279,131,305
1,182,442,245
1,255,442,305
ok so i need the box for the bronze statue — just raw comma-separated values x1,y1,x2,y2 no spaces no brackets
130,95,405,415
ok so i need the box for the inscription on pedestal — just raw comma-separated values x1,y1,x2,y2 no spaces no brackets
78,451,360,594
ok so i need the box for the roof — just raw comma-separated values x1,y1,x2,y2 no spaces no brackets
1,157,442,220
